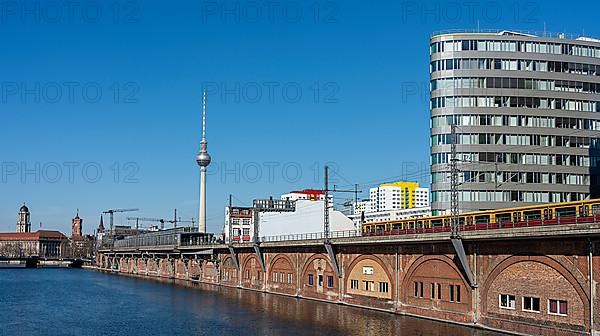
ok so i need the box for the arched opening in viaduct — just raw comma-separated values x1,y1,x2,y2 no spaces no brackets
402,255,472,322
241,255,263,290
480,256,589,335
220,256,239,286
268,254,296,295
344,255,394,309
300,254,338,300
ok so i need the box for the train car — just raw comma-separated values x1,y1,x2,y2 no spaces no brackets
362,199,600,236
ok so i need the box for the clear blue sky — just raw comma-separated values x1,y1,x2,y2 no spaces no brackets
0,0,596,234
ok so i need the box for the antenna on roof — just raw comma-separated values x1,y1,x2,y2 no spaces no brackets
543,22,546,37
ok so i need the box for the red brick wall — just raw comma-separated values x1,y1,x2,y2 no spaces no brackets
480,256,588,335
267,254,296,296
241,255,263,290
402,255,473,323
220,256,239,287
99,237,597,336
299,253,339,301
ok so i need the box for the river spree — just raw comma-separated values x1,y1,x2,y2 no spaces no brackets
0,269,506,336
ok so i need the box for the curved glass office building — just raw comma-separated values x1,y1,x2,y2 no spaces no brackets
430,31,600,214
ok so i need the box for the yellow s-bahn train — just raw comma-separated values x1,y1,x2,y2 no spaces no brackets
362,199,600,236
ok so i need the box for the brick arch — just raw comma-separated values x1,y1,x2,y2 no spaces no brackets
480,255,589,325
241,254,260,272
268,254,296,295
220,256,239,286
344,254,393,286
400,255,472,308
344,254,394,305
241,254,263,289
402,255,470,295
300,253,333,276
300,253,339,300
201,259,218,283
268,253,295,272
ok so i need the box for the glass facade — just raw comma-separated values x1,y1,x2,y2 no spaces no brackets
430,31,600,214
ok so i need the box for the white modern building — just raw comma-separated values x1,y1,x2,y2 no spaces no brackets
259,199,355,238
348,207,432,227
348,181,431,228
369,182,429,212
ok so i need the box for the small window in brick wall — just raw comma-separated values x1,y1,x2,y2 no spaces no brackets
523,296,540,312
350,279,359,289
549,299,568,316
499,294,516,309
308,274,314,286
327,276,334,288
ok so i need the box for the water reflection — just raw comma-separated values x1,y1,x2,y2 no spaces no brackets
0,270,506,336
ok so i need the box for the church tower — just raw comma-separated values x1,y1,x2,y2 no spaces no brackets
72,209,83,237
17,203,31,233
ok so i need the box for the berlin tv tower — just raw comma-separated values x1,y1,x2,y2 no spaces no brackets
196,90,211,233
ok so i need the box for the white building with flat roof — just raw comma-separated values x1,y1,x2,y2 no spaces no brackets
259,200,355,238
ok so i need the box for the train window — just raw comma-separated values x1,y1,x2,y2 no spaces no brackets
593,204,600,215
475,215,490,224
392,224,402,230
416,220,424,228
524,210,541,220
579,205,590,217
556,207,576,217
431,219,443,227
496,213,511,222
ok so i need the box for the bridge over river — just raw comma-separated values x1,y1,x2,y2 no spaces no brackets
97,220,600,336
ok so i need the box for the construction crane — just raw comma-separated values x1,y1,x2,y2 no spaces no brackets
102,208,139,233
127,209,195,230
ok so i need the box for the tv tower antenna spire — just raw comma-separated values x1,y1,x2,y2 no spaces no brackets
196,89,212,233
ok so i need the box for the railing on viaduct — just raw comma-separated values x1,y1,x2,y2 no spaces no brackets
103,214,600,251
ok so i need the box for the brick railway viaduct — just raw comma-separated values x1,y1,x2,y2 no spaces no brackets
96,223,600,336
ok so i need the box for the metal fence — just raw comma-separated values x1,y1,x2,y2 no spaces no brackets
258,230,361,243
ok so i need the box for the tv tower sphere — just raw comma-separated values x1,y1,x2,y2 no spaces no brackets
196,146,211,167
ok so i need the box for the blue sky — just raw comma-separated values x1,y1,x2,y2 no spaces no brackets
0,0,597,234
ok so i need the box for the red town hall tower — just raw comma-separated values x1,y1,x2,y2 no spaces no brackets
72,210,82,237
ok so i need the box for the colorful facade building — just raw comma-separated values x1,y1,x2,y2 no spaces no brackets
224,206,253,243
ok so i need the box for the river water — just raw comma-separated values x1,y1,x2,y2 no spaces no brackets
0,269,505,336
